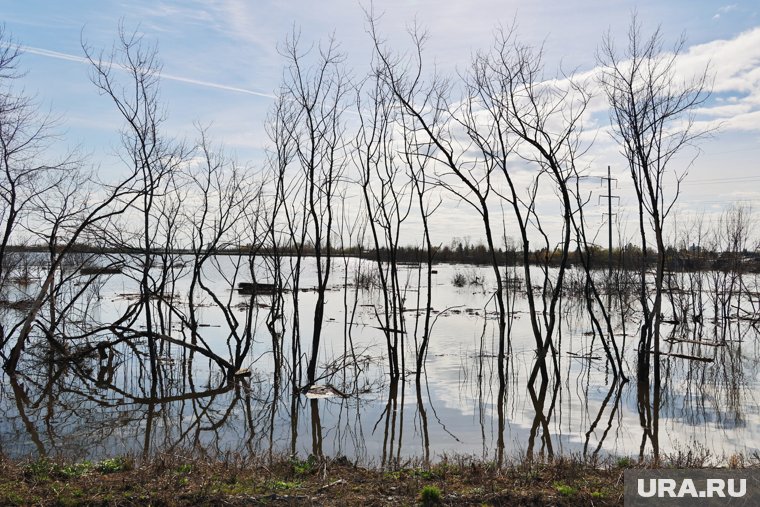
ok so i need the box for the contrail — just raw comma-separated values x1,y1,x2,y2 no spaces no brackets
159,72,278,99
19,44,277,100
17,44,364,117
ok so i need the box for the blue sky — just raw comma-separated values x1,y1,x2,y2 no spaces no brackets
2,1,760,245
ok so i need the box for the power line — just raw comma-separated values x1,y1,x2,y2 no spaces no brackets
682,175,760,185
599,166,619,277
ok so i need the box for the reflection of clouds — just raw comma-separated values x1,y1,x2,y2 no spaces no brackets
3,255,760,462
414,263,760,459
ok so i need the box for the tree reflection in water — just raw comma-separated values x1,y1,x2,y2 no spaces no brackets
0,259,758,465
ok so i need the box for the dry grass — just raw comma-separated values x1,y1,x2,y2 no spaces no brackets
1,451,757,506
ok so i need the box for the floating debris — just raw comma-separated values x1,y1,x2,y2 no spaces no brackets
665,337,725,347
304,384,348,399
649,351,713,363
237,281,279,294
567,351,601,360
81,265,123,275
0,299,36,311
9,275,37,285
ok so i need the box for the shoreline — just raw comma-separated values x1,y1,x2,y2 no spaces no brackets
2,452,757,506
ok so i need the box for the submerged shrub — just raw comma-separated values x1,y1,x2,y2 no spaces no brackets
452,269,484,287
355,269,379,290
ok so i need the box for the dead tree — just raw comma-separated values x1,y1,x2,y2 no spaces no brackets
0,28,76,353
279,31,348,387
354,72,415,379
368,20,510,366
598,16,711,384
182,127,253,374
266,91,306,383
84,27,189,376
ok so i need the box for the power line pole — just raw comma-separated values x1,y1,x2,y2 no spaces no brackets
599,166,618,277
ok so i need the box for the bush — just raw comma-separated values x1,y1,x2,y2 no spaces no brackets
452,269,484,287
418,484,442,505
355,269,379,290
452,272,467,287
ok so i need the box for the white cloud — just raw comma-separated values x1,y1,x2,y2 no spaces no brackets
672,27,760,132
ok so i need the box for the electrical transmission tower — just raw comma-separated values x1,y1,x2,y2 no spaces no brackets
598,166,619,277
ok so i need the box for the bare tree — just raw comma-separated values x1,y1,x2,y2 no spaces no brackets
398,103,440,377
24,167,94,342
0,28,76,352
705,205,753,328
354,72,414,379
266,91,306,384
181,127,253,374
0,28,151,372
80,28,236,379
598,16,712,463
279,31,349,387
368,19,511,368
598,16,711,385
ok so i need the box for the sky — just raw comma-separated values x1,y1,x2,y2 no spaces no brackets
2,0,760,248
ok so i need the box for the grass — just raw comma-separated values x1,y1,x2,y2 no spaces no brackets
0,451,757,506
23,456,130,481
97,456,132,474
553,482,576,496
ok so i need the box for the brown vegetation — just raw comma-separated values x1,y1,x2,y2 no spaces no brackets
3,451,758,506
0,453,622,506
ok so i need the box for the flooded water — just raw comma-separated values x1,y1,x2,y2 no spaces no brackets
1,255,758,465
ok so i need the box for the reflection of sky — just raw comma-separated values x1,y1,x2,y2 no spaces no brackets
0,257,759,462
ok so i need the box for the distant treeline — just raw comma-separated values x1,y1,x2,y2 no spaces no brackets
8,242,760,272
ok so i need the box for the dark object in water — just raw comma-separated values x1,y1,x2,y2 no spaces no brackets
81,265,122,275
649,350,713,363
0,298,36,311
237,282,278,294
